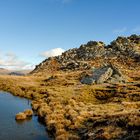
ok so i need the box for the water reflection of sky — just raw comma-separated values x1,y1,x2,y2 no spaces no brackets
0,92,52,140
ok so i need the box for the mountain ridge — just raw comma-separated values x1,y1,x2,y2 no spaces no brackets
31,34,140,75
0,68,31,76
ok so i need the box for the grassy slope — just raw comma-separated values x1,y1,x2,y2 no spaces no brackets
0,69,140,139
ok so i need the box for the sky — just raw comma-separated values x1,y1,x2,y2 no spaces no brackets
0,0,140,70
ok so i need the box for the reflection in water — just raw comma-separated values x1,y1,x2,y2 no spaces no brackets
27,99,30,105
16,117,32,125
0,92,52,140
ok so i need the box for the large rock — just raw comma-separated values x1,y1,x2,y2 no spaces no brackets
81,64,126,85
81,77,95,85
92,66,113,84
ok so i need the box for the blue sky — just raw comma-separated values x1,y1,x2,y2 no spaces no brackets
0,0,140,70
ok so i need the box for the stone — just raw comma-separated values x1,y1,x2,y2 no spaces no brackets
110,35,140,59
31,35,140,74
93,66,113,84
60,61,90,71
81,64,126,85
15,112,26,120
81,77,95,85
107,74,125,84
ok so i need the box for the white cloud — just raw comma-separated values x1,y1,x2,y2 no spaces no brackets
0,52,34,70
113,27,127,34
23,64,35,70
40,48,65,58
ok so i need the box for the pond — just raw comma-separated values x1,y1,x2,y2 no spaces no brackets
0,91,52,140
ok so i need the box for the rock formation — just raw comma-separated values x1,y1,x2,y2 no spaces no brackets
81,64,126,84
31,34,140,74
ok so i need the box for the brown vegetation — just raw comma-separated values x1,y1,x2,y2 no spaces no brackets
0,67,140,139
15,109,33,120
1,35,140,139
15,112,27,120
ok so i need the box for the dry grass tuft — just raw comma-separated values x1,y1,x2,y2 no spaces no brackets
0,68,140,139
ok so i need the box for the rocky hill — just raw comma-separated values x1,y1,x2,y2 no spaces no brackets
1,35,140,140
31,34,140,75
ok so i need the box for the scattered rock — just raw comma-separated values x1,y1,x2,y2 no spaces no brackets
93,66,113,84
60,61,90,71
109,35,140,59
31,34,140,74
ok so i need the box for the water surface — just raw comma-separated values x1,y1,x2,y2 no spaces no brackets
0,91,51,140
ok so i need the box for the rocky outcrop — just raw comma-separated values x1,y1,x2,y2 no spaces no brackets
31,34,140,74
60,61,90,71
81,64,126,84
107,35,140,59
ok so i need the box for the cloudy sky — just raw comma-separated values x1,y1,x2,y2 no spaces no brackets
0,0,140,70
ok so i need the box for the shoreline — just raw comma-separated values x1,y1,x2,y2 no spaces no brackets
0,91,50,140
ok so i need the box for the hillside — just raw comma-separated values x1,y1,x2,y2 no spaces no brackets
31,34,140,75
0,35,140,139
27,34,140,139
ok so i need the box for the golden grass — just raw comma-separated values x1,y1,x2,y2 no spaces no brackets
0,69,140,139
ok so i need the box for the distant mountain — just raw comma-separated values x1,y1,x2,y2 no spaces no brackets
31,34,140,75
9,70,31,76
0,68,11,75
0,68,31,76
